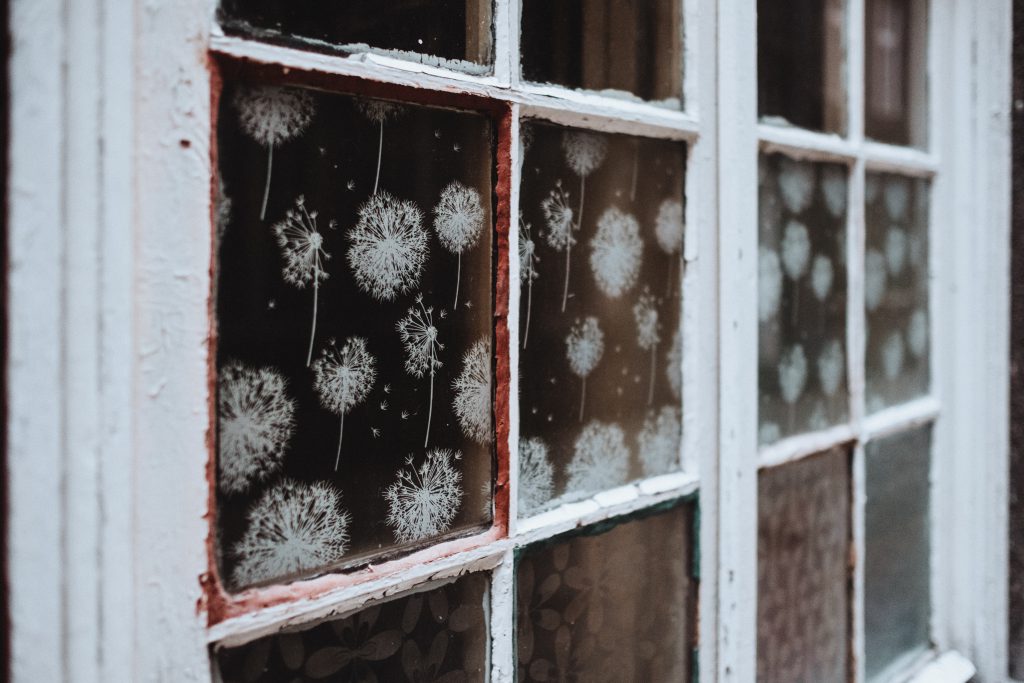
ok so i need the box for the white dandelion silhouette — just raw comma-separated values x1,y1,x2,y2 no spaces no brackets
907,308,928,359
215,177,233,244
452,338,492,444
541,182,576,312
433,181,485,309
273,195,334,365
384,449,463,544
759,247,783,323
637,405,681,477
518,437,554,516
347,191,429,301
865,248,888,312
519,213,540,348
589,207,643,298
397,295,445,447
777,157,816,214
884,177,910,222
566,316,605,421
759,421,782,445
566,420,630,494
633,288,661,404
816,339,845,397
218,362,296,495
885,227,908,276
778,344,808,405
357,98,403,195
811,254,834,302
655,199,685,297
881,331,905,380
234,85,315,220
666,327,682,400
821,165,847,219
312,337,378,470
562,130,608,237
231,479,351,588
781,220,811,281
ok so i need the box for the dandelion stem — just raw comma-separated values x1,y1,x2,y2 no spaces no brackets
454,254,461,310
260,144,274,221
523,277,533,349
373,121,384,196
648,345,657,405
561,241,571,313
306,282,319,367
334,412,345,471
425,368,435,447
579,376,586,422
577,176,586,231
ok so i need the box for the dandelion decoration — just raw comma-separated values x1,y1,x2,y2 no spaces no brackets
589,207,643,298
816,339,845,397
432,181,485,309
357,98,404,196
541,182,576,312
810,254,834,302
566,316,605,421
312,337,378,470
759,247,783,323
215,177,233,245
384,449,463,544
566,420,630,495
781,220,811,324
397,295,445,447
519,213,540,348
777,157,816,214
633,288,661,405
637,405,681,477
778,344,808,405
884,177,910,222
654,199,684,297
666,327,683,400
452,338,492,444
865,248,888,312
881,331,905,380
561,130,608,236
907,308,928,359
885,227,908,276
821,166,848,219
218,361,296,495
518,437,554,516
234,85,315,220
273,195,333,365
347,191,429,302
231,479,351,588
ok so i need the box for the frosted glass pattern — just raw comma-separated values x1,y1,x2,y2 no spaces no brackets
515,503,696,682
759,154,849,444
216,573,488,682
865,426,931,681
215,81,495,590
516,121,686,514
865,173,929,413
520,0,682,103
865,0,928,146
758,448,850,683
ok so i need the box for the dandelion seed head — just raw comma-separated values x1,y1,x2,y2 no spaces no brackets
654,199,684,255
397,301,443,378
519,214,539,284
821,166,848,218
666,328,683,400
907,308,928,359
566,316,605,378
433,181,486,255
633,288,660,350
881,332,905,380
885,227,908,276
759,247,783,323
518,437,554,516
561,131,608,178
884,177,910,221
566,420,630,494
637,406,682,477
778,344,808,405
811,254,834,301
781,220,811,281
234,85,315,148
385,449,463,543
777,157,815,214
589,207,643,298
452,339,492,444
347,192,429,301
541,183,575,252
816,339,845,397
215,178,233,244
312,337,377,417
865,248,888,312
273,196,331,289
357,98,403,124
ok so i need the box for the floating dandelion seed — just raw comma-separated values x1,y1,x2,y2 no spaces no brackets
655,199,684,296
384,449,463,543
566,420,630,495
312,337,378,470
357,98,403,195
380,400,389,411
433,181,485,309
811,254,834,302
234,85,315,220
777,157,816,214
816,339,844,397
217,362,296,495
347,191,429,302
759,247,783,323
778,344,808,405
666,327,682,400
821,166,848,218
231,479,351,588
566,316,605,421
633,288,661,405
881,331,905,380
541,182,576,312
519,213,540,348
372,427,381,438
397,295,445,447
637,405,681,477
865,248,888,312
518,437,554,516
273,195,333,365
452,339,492,444
589,207,643,298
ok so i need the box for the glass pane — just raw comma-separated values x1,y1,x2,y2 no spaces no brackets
865,426,931,681
216,572,489,681
759,154,849,444
865,173,929,413
218,0,493,71
515,503,696,682
865,0,928,147
215,81,495,590
516,121,686,513
758,448,850,683
758,0,846,134
520,0,683,103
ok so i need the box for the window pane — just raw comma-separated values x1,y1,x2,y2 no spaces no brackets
215,81,495,590
516,122,686,513
758,448,850,683
865,426,931,681
215,572,489,681
865,173,929,413
865,0,928,147
218,0,493,70
516,503,696,682
520,0,683,103
759,154,849,444
758,0,846,134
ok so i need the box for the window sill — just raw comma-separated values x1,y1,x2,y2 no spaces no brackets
901,651,976,683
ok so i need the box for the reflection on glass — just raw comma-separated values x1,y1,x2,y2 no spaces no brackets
758,0,846,133
865,173,929,413
520,0,683,103
758,448,850,683
759,154,849,444
218,0,493,70
216,573,489,682
865,0,928,146
865,426,931,681
516,122,686,513
215,81,495,590
515,503,696,682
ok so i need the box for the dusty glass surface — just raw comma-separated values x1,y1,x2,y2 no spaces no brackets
759,154,849,444
758,0,846,133
520,0,683,103
865,0,929,147
515,503,696,682
758,448,850,683
216,572,489,682
516,121,686,514
865,173,929,413
215,80,495,590
865,426,931,681
218,0,493,71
